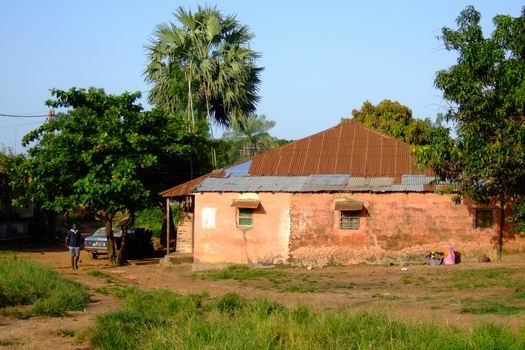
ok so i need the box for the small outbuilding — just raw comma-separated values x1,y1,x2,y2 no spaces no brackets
161,121,524,268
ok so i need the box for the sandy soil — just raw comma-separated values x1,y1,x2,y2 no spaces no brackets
1,248,525,349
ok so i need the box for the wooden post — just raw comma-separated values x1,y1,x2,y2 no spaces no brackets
166,197,170,256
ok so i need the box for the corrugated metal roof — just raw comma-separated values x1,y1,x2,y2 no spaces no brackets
248,121,434,177
195,175,438,193
196,176,310,193
301,174,351,192
400,175,436,185
224,160,252,177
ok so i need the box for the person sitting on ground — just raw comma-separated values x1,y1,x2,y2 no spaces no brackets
65,223,82,270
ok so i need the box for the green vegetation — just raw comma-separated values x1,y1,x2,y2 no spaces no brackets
0,339,22,347
145,6,261,129
193,265,355,294
12,88,210,265
88,287,525,349
135,207,164,237
460,303,524,316
417,6,525,257
350,99,433,145
0,257,89,317
223,114,287,160
447,268,522,290
87,270,111,279
195,265,287,282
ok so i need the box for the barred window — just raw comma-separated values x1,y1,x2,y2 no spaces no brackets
238,208,253,226
340,210,360,229
475,209,493,228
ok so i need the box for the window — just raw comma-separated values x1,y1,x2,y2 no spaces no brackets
238,208,253,226
340,210,360,229
475,209,493,228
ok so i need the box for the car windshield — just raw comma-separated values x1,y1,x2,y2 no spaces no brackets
92,227,122,238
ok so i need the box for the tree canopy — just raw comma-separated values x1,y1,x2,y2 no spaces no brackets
417,6,525,258
14,87,208,264
350,100,433,145
145,6,262,130
223,114,277,159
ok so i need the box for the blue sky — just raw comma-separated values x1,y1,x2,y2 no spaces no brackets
0,1,522,151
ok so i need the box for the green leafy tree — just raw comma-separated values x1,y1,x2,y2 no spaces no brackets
417,6,525,258
14,87,207,265
145,6,262,130
350,100,433,145
223,114,276,159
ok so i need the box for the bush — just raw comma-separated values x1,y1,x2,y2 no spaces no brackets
134,207,164,238
0,257,89,316
90,287,525,349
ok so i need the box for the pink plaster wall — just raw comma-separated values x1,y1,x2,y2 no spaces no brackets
193,192,292,265
289,192,525,266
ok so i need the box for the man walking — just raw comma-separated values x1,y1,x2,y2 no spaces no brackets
65,223,82,270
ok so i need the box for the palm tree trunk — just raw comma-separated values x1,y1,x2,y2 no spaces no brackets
187,61,194,130
205,86,217,168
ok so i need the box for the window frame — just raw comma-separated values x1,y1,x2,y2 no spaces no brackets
340,210,360,230
237,208,254,227
475,209,493,228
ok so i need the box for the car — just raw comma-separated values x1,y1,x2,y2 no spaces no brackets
83,227,154,259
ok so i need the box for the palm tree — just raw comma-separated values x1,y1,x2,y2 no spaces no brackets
145,6,262,131
223,114,276,159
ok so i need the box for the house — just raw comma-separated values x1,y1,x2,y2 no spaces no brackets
161,121,524,268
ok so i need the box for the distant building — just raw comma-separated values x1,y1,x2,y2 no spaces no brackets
161,121,524,267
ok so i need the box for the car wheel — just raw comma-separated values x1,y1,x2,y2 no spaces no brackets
91,252,98,259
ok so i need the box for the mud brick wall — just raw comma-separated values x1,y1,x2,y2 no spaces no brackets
193,192,292,265
176,213,193,253
289,192,525,266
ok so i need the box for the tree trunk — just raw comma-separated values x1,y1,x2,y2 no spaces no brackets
497,195,505,260
117,226,128,266
104,218,116,265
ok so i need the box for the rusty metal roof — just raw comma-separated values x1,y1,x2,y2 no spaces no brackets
161,122,435,197
248,121,431,177
159,170,225,197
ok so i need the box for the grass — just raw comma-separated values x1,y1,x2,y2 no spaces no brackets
194,265,288,282
88,287,525,350
87,270,111,279
0,257,89,317
447,268,521,290
193,265,357,294
0,339,22,346
460,303,524,315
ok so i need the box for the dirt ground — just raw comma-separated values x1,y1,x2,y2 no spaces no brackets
1,248,525,349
